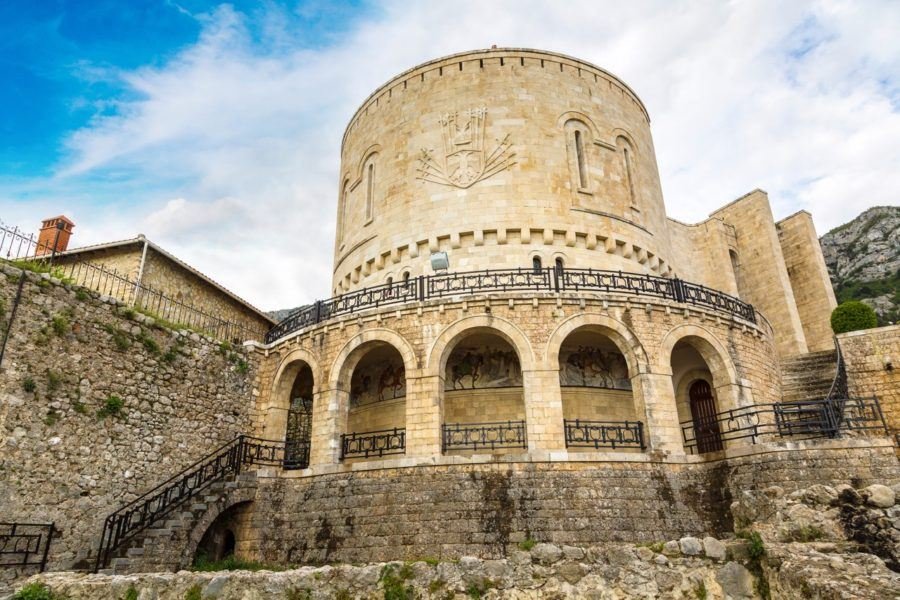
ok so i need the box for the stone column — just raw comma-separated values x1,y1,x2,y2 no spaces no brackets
404,374,443,457
633,370,684,454
309,388,346,467
522,369,566,451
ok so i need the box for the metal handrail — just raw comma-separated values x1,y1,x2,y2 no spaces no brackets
441,420,528,452
266,267,757,343
0,522,54,572
94,435,286,572
563,419,645,450
340,428,406,459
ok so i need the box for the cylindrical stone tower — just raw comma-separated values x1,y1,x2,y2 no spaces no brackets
333,48,672,294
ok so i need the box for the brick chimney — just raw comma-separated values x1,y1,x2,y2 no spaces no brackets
35,215,75,256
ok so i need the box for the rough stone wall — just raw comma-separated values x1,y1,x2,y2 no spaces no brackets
710,190,808,358
334,48,673,294
840,324,900,440
776,210,838,352
140,249,270,340
243,442,898,566
255,291,777,464
0,265,257,574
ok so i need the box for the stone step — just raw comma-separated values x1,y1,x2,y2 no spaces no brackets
126,547,145,557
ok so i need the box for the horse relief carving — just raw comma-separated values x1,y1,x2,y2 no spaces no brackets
560,346,631,390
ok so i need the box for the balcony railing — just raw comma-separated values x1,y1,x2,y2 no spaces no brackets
680,396,888,455
340,428,406,459
563,419,645,450
265,267,757,343
442,420,528,452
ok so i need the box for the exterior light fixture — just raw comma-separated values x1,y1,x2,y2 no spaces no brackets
430,251,449,272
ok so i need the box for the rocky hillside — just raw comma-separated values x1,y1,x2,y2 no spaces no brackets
821,206,900,325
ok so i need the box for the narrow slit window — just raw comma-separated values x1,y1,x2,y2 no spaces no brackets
532,256,542,273
574,130,587,189
402,271,410,283
339,181,349,243
623,147,635,205
555,257,564,274
366,162,375,220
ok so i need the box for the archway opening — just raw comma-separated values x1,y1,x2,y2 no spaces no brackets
284,363,313,470
558,328,643,452
192,501,254,567
671,339,723,454
345,343,407,459
442,331,526,453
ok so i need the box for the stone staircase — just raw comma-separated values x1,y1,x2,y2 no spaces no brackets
99,471,259,575
780,349,838,403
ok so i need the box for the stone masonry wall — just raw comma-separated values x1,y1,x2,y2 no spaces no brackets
840,324,900,440
0,264,258,578
776,210,838,353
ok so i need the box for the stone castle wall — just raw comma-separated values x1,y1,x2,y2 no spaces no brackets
0,264,258,577
776,210,838,352
840,324,900,441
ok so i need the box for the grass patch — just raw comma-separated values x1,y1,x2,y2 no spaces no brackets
788,525,824,542
518,537,536,551
97,394,125,419
51,314,69,336
75,288,90,301
122,585,138,600
46,370,62,393
694,580,708,599
137,332,160,355
43,410,61,427
72,399,88,414
104,324,131,351
10,259,73,283
162,348,179,363
192,554,285,572
184,584,202,600
22,377,36,393
737,530,769,599
10,582,63,600
379,564,414,600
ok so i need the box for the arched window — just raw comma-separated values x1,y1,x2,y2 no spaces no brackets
386,276,393,286
623,146,635,204
555,257,564,274
365,162,375,221
616,135,637,209
532,256,542,273
402,271,410,283
574,130,587,189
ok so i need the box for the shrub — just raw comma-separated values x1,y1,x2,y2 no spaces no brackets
51,315,69,336
72,400,88,414
23,377,36,393
831,301,878,334
75,289,90,301
518,538,536,551
97,395,125,418
46,370,62,392
379,564,414,600
138,332,160,355
105,325,131,351
184,585,202,600
11,582,60,600
122,585,138,600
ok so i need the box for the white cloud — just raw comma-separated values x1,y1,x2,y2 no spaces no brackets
3,0,899,310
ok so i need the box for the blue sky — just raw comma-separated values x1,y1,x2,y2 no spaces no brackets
0,1,898,309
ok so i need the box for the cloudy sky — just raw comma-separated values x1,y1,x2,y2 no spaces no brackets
1,0,898,310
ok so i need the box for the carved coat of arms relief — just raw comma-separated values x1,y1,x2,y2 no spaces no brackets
416,108,516,188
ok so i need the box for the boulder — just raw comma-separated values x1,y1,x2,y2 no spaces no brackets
531,543,563,565
679,536,703,556
715,562,755,598
703,536,726,561
863,484,896,508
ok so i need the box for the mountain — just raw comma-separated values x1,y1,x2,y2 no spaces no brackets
820,205,900,325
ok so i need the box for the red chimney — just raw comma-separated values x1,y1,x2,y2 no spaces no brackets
35,215,75,256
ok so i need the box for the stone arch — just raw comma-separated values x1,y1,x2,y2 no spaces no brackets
556,111,601,138
329,328,419,392
544,312,647,374
656,324,738,389
263,348,322,440
356,143,383,182
426,315,535,376
180,487,257,569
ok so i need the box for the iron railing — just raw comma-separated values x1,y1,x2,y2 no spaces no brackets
340,428,406,459
0,522,54,572
283,440,311,470
266,267,757,343
680,397,888,455
0,221,267,343
442,420,528,452
563,419,645,450
95,435,285,571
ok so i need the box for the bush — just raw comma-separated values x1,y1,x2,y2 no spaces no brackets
97,394,125,418
23,377,36,393
51,315,69,336
831,301,878,334
11,582,60,600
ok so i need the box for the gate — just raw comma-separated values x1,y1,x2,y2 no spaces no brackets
689,380,723,453
284,395,312,470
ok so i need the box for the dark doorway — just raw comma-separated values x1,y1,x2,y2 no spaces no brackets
689,379,723,453
284,365,313,470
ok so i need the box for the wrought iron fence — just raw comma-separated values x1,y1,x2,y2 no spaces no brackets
283,440,311,470
0,522,54,572
266,267,756,343
442,420,528,452
680,397,889,455
563,419,645,450
340,428,406,459
95,435,285,571
0,220,266,343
